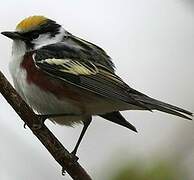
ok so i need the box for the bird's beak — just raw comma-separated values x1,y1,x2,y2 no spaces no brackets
1,31,25,40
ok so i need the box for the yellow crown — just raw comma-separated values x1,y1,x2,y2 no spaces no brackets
16,16,48,31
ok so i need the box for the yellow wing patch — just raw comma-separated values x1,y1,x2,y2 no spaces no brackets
16,16,48,31
41,58,98,75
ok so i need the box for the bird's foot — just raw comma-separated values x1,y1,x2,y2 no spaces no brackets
23,115,46,130
62,167,66,176
71,151,79,162
23,122,27,129
61,152,79,176
31,115,47,130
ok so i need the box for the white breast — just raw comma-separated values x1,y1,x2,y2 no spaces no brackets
9,41,84,126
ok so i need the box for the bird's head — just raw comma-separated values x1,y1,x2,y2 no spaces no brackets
1,16,66,54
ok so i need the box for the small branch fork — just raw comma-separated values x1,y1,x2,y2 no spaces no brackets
0,70,92,180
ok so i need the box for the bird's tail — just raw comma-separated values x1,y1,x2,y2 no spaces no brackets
129,90,193,120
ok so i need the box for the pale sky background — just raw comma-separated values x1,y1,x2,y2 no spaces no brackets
0,0,194,179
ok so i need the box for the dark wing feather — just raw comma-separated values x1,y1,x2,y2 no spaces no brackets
34,42,150,110
34,35,193,120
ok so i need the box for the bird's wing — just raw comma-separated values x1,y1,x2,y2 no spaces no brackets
33,37,193,120
33,40,150,110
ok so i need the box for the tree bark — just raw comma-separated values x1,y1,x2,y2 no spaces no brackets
0,70,92,180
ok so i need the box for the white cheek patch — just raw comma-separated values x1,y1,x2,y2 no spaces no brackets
33,33,50,47
33,27,66,49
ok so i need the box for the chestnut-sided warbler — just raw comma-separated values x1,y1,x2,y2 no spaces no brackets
1,16,192,155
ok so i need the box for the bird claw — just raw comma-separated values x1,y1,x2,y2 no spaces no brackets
31,115,46,130
62,167,66,176
61,154,79,176
32,123,43,130
71,153,79,162
23,122,27,129
23,115,46,130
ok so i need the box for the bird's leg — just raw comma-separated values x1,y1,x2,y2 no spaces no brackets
23,114,46,129
23,115,47,129
30,115,47,130
61,117,92,175
71,117,92,156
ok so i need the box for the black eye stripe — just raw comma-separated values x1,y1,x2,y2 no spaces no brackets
22,27,60,40
22,30,40,39
31,32,40,39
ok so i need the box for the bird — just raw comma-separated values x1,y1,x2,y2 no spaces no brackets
1,15,192,155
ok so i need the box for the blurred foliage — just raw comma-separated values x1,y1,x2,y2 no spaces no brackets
110,160,185,180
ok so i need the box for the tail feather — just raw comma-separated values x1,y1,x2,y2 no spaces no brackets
100,111,137,132
146,103,192,120
130,93,193,120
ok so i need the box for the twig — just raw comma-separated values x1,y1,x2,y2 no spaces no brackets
0,70,92,180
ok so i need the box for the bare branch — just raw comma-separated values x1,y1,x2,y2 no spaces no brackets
0,70,92,180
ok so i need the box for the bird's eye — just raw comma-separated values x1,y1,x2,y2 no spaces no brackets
31,32,40,40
